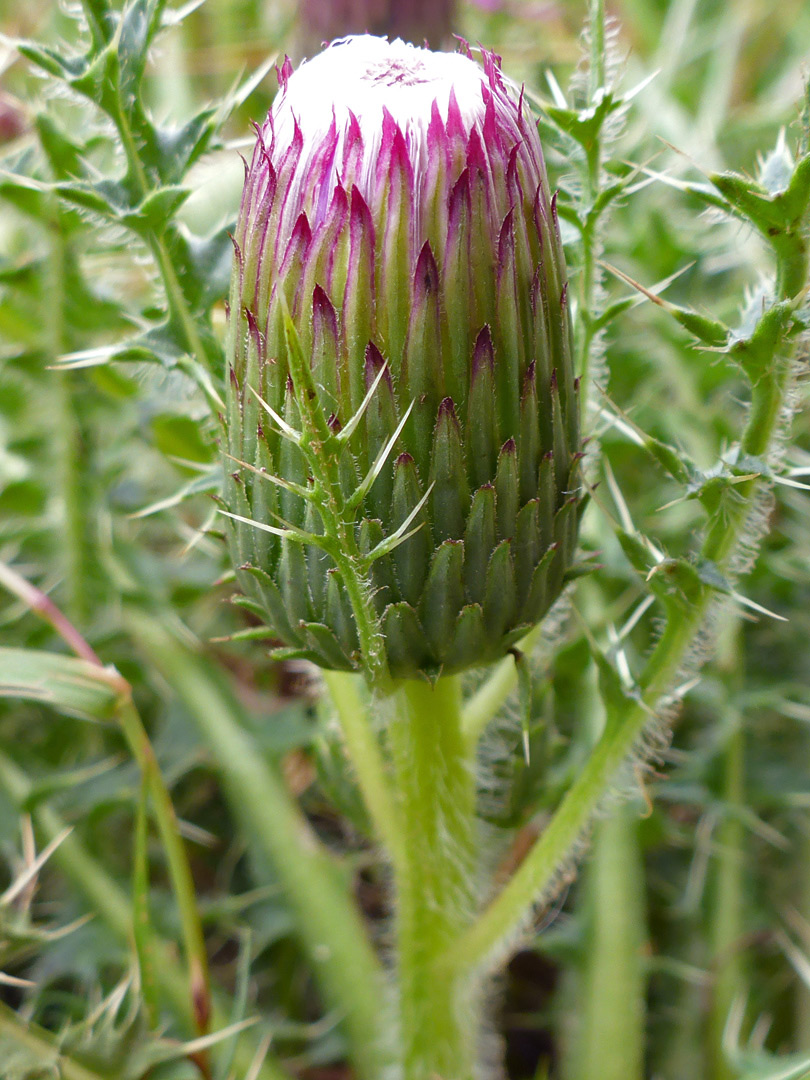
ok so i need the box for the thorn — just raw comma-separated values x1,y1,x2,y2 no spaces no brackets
249,386,301,442
731,590,788,622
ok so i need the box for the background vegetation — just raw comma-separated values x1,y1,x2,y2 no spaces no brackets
1,0,809,1078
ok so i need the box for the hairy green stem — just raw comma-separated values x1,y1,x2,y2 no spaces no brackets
111,95,212,370
443,685,658,976
387,676,479,1080
331,546,390,687
128,612,391,1080
776,234,810,299
320,669,405,862
588,0,607,101
443,272,799,974
282,314,391,688
577,0,610,406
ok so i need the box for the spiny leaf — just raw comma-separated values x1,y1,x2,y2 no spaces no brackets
35,115,88,180
362,483,434,564
120,186,191,236
15,39,87,82
603,262,728,347
347,399,415,513
545,90,625,151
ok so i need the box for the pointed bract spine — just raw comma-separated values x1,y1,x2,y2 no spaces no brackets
392,453,431,607
430,398,470,544
404,240,443,482
467,327,499,489
420,540,466,660
464,485,497,606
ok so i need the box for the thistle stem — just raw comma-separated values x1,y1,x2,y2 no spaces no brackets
111,95,213,372
441,276,799,973
387,675,479,1080
281,311,391,688
442,682,663,977
588,0,607,102
577,0,610,407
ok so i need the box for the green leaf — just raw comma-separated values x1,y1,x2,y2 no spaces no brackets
153,109,218,183
0,170,52,220
53,179,131,218
616,529,655,576
62,320,190,369
0,648,123,722
69,39,122,115
184,227,236,308
645,435,697,486
120,186,191,236
16,39,87,82
710,155,810,237
710,172,783,231
149,414,215,464
0,479,47,516
79,0,115,44
118,0,155,91
545,91,624,154
35,114,87,180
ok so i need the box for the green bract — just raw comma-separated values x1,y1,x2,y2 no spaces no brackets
223,35,582,679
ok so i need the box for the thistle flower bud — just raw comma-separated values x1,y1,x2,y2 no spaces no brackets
224,35,581,679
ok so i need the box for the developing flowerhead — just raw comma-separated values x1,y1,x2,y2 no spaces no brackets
224,35,581,678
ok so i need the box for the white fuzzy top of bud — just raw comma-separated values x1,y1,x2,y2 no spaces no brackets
268,34,529,203
274,34,488,143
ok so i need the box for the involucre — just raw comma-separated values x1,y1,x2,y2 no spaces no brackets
223,35,582,679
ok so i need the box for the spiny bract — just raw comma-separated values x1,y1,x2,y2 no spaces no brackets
223,35,582,678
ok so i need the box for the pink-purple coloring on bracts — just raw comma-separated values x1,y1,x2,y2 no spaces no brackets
223,35,581,678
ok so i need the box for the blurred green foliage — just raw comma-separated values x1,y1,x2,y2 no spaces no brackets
0,1,809,1078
